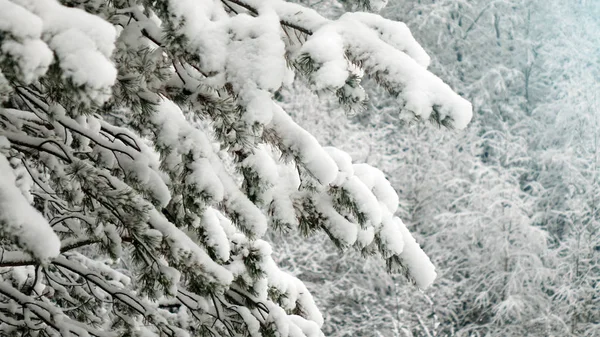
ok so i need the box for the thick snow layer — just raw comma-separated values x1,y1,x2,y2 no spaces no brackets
394,217,437,289
288,315,323,337
353,163,399,213
269,161,301,228
217,165,269,237
167,0,228,74
49,30,116,89
324,147,354,186
356,226,375,248
235,306,262,337
0,0,53,83
378,213,405,257
0,1,43,40
226,11,287,93
299,26,349,90
11,0,117,103
342,176,383,227
342,12,431,68
240,144,280,205
152,99,225,203
316,193,359,246
245,0,328,33
262,255,324,327
242,89,276,126
269,104,338,185
0,150,60,263
148,209,234,286
198,208,231,262
153,99,268,237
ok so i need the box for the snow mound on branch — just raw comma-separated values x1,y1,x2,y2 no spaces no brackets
263,256,324,327
149,209,234,286
298,25,349,90
343,12,431,68
0,149,60,263
198,207,231,262
153,99,268,238
0,0,53,83
269,104,339,185
227,10,287,93
353,163,399,213
335,15,472,129
395,217,437,289
12,0,117,104
320,155,436,288
168,0,289,93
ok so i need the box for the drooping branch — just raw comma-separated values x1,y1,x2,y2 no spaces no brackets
0,281,112,337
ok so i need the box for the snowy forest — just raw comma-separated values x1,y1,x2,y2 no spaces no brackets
0,0,598,336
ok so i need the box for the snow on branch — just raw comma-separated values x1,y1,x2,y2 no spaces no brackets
0,0,470,335
236,0,473,129
0,148,60,264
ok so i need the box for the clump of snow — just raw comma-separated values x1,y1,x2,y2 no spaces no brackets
0,150,60,263
12,0,117,104
49,30,116,91
153,99,268,237
0,0,53,83
227,10,287,93
241,89,276,127
394,217,437,289
353,163,399,213
298,25,349,90
263,258,324,327
167,0,228,75
152,99,225,204
240,144,280,205
269,104,338,185
341,175,383,226
218,169,269,238
316,193,358,246
343,12,430,68
148,209,234,286
198,208,231,262
324,147,354,186
289,315,323,337
377,213,405,257
269,160,302,228
235,306,262,337
356,226,375,248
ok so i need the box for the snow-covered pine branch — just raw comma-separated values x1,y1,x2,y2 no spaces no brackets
0,0,471,336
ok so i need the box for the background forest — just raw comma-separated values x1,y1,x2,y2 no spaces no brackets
273,1,600,336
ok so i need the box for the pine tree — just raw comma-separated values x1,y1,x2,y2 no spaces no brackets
0,0,472,336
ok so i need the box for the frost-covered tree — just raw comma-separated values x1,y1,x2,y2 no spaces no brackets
525,3,600,335
0,0,473,336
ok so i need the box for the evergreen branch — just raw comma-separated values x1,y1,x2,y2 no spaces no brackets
4,133,73,163
0,281,111,337
52,256,174,334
